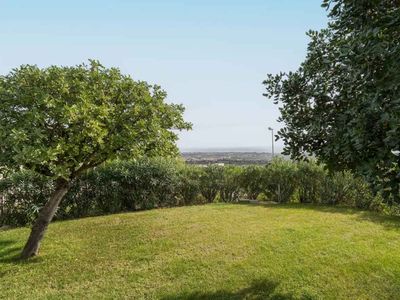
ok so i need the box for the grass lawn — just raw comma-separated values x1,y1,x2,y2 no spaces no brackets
1,204,400,299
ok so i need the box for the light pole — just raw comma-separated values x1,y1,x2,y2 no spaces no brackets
268,127,274,157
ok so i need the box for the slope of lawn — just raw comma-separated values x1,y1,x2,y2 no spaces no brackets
1,203,400,299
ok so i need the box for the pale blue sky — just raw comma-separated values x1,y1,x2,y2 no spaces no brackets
0,0,328,151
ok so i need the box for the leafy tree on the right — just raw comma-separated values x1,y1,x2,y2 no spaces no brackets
263,0,400,203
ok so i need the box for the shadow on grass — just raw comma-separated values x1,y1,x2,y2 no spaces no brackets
0,239,20,263
0,239,43,267
0,239,21,278
161,279,312,300
0,240,42,278
236,202,400,231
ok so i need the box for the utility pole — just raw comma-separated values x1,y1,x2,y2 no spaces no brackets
268,127,274,158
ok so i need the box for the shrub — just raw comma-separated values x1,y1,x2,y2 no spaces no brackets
263,158,298,203
198,165,224,203
321,171,374,208
65,158,181,215
178,163,202,205
1,158,186,226
238,165,265,199
1,157,396,227
368,193,387,214
58,171,100,219
176,163,203,205
0,171,53,226
321,171,351,205
219,166,242,202
296,160,327,204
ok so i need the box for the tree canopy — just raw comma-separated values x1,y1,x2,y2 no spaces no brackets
263,0,400,202
0,60,191,180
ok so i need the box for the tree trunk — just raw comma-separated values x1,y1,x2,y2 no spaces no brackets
20,178,70,259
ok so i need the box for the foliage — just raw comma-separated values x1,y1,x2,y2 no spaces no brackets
263,0,400,202
198,165,224,203
176,163,204,205
321,171,374,208
60,158,182,218
0,60,191,180
238,165,266,199
296,160,327,204
262,158,298,203
0,159,185,226
219,166,242,202
0,171,53,226
1,158,396,227
0,60,191,256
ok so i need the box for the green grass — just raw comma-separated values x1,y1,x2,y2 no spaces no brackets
1,204,400,299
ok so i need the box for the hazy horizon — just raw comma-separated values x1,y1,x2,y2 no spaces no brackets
0,0,328,151
179,146,283,153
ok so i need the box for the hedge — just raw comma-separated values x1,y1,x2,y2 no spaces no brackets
0,158,394,226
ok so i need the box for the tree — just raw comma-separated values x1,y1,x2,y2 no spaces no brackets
0,60,191,258
263,0,400,203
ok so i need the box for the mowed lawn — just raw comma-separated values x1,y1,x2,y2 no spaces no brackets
1,204,400,299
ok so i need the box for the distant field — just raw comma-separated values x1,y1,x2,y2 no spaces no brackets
1,204,400,299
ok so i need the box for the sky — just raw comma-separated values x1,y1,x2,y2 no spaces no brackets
0,0,328,152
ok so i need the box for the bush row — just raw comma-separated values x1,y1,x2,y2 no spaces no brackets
0,158,393,226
